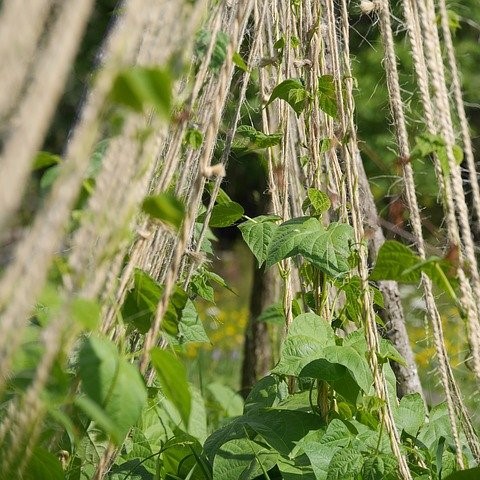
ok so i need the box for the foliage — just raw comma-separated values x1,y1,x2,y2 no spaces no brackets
4,1,480,478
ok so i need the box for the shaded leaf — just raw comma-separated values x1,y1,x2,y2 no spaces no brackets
317,75,338,118
110,66,172,116
33,151,61,171
303,188,331,216
394,393,426,437
142,192,185,230
213,438,278,480
238,215,280,266
273,313,335,376
198,201,244,227
77,336,147,444
266,78,309,115
233,52,248,72
150,348,191,426
236,125,283,149
23,447,65,480
266,217,355,278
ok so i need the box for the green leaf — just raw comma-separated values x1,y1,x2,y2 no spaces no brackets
197,201,244,227
410,133,463,177
157,431,204,479
299,419,352,480
190,273,215,302
207,382,244,417
317,75,338,118
150,348,191,426
232,52,248,72
110,66,172,116
256,302,285,324
236,125,283,149
238,215,280,266
142,192,185,230
303,188,331,216
177,299,210,344
77,336,147,444
301,345,373,393
188,385,208,443
394,393,426,436
185,128,204,149
121,269,162,333
71,298,100,330
361,455,398,480
370,241,457,298
370,240,422,284
194,30,230,73
273,313,336,376
23,447,65,480
326,447,363,480
444,468,480,480
266,217,355,278
213,438,278,480
204,408,322,462
33,151,61,171
417,402,454,450
266,78,309,115
244,375,289,414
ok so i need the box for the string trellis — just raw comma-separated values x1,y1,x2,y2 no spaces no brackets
0,0,479,476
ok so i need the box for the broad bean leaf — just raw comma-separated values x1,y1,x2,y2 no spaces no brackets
266,78,309,115
190,273,215,302
244,375,289,414
370,241,457,299
204,408,322,461
238,215,280,266
277,456,316,480
122,270,195,339
157,432,205,479
33,151,61,170
300,345,372,395
23,447,65,480
343,329,406,367
394,393,426,436
121,268,162,333
410,132,463,177
213,438,278,480
233,51,248,72
273,313,335,376
185,128,203,149
121,427,153,468
298,419,353,480
326,447,363,480
370,241,421,284
303,188,331,216
142,192,185,230
236,125,283,149
197,201,244,227
417,402,454,450
208,382,244,417
150,348,191,427
71,298,101,330
176,299,210,344
444,468,480,480
317,75,338,118
77,336,147,444
256,301,285,324
266,217,355,278
110,66,172,116
361,455,398,480
195,30,230,72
